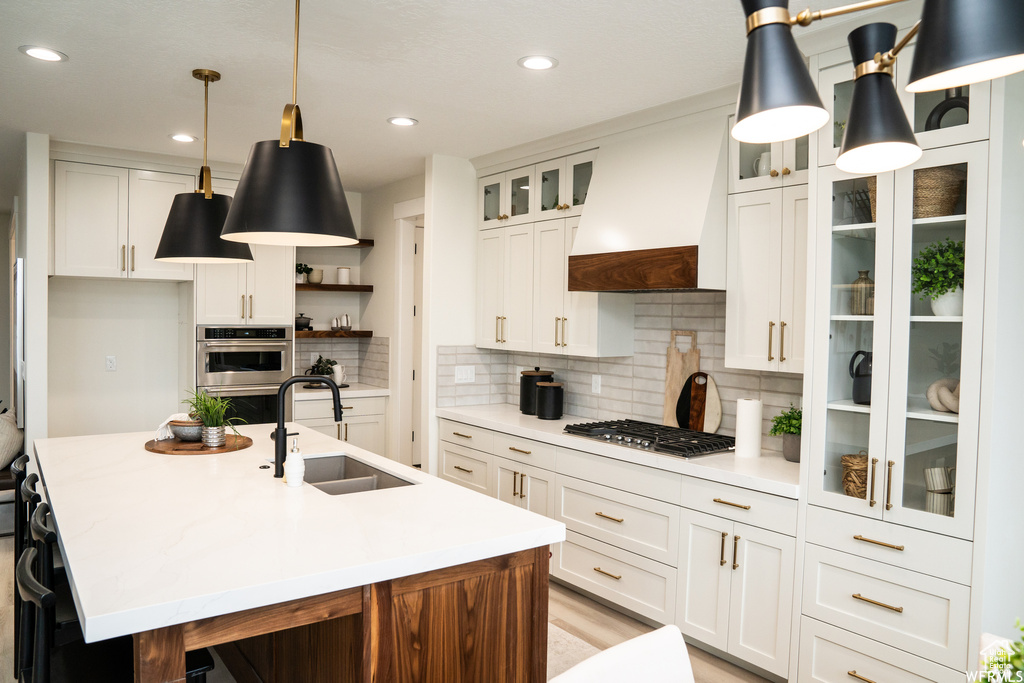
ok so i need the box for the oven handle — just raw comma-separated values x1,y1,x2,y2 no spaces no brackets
199,341,291,350
200,385,282,397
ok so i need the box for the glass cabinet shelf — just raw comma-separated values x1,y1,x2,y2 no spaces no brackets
832,223,878,235
828,400,871,414
831,314,873,322
913,215,967,227
906,397,960,423
909,315,963,323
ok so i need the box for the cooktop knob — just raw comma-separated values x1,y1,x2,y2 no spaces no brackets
615,435,624,442
602,434,612,440
641,440,651,448
624,437,633,444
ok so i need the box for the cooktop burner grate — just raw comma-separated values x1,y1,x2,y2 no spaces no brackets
563,419,735,458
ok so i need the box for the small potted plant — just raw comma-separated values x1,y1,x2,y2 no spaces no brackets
306,355,337,377
769,403,802,463
296,262,312,284
911,238,965,316
980,620,1022,682
182,388,245,448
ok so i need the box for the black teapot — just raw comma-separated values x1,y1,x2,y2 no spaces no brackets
849,350,872,405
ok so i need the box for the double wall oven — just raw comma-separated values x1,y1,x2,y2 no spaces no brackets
196,326,293,424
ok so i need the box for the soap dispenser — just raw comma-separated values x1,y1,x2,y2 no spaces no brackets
284,438,305,487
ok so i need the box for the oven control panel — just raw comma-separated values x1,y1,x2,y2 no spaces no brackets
199,326,291,340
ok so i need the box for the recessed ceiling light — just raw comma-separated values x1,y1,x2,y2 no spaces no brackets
19,45,68,62
388,117,418,126
170,133,197,143
518,55,557,70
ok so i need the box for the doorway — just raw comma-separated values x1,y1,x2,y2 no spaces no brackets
393,204,425,468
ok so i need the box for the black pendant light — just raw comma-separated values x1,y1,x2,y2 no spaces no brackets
837,23,922,174
732,0,829,143
220,0,358,247
155,69,253,263
907,0,1024,93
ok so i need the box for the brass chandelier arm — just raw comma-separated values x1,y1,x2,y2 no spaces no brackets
793,0,910,27
875,20,921,67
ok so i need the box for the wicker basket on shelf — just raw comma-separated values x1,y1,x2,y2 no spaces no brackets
913,166,966,218
841,451,870,499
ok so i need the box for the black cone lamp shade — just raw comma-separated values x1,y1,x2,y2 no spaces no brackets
733,0,829,143
907,0,1024,93
837,23,921,174
220,139,359,247
155,192,253,263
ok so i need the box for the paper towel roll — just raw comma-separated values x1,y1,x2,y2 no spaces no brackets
735,398,763,459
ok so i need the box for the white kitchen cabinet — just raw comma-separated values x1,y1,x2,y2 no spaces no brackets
676,508,795,679
725,184,807,372
53,161,194,280
478,165,535,228
535,150,597,220
475,223,534,351
294,396,387,457
438,440,492,496
494,456,553,517
727,115,809,194
341,414,386,456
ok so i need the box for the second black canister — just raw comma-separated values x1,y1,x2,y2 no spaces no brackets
520,367,554,415
536,382,564,420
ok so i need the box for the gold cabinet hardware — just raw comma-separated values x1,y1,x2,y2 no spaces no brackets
344,423,348,440
249,295,253,319
886,460,895,510
512,471,519,497
595,511,624,523
453,465,473,474
853,535,905,551
768,321,775,361
341,406,354,410
452,432,472,439
241,295,246,319
732,535,740,570
131,245,135,272
121,245,126,272
713,498,751,510
593,567,622,581
782,167,792,176
769,169,779,178
561,317,567,346
554,317,561,346
779,321,787,362
501,316,507,343
495,316,500,343
720,531,728,566
847,671,876,683
852,593,904,613
509,446,532,455
519,472,525,499
869,457,879,507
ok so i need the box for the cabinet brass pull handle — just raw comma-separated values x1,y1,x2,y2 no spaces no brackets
869,457,879,507
779,321,787,362
241,295,246,319
886,460,895,510
768,321,775,361
852,593,904,613
513,471,519,497
341,406,354,411
732,535,740,570
720,531,728,566
847,671,876,683
769,169,779,178
593,567,622,581
853,535,905,551
249,295,253,319
713,498,751,510
501,316,507,343
555,317,560,346
121,245,126,272
595,511,624,523
451,432,472,439
782,167,792,176
509,446,532,455
453,465,473,474
496,316,500,343
344,423,348,441
561,317,567,346
131,245,135,272
519,472,526,499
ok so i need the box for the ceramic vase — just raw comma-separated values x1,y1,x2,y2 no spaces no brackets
782,433,801,463
850,270,874,315
308,269,324,285
296,273,306,284
202,426,226,448
931,287,964,316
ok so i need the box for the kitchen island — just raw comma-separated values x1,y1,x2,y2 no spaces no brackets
34,423,564,683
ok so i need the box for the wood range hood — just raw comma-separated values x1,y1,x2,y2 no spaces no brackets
568,108,730,292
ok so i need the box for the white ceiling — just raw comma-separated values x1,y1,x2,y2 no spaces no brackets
0,0,915,214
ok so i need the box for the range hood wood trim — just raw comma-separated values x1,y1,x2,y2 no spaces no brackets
568,246,698,292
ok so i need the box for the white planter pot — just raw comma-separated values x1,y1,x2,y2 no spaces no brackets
930,287,964,316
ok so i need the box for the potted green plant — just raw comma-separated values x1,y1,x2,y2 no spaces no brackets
182,388,245,448
768,403,802,463
911,238,965,316
981,620,1023,682
306,355,337,377
296,262,312,284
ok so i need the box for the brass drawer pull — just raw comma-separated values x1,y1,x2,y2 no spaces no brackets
779,321,787,362
885,460,894,510
513,471,519,497
720,531,728,566
453,465,473,474
249,294,253,319
131,244,135,272
121,245,126,272
595,511,624,523
847,672,876,683
509,446,532,455
853,535,905,551
852,593,904,613
732,535,740,570
593,567,622,581
713,498,751,510
341,406,354,410
561,317,567,346
495,316,500,343
768,321,775,361
452,432,472,439
519,472,526,499
869,458,879,507
555,317,560,346
241,295,246,318
343,423,348,441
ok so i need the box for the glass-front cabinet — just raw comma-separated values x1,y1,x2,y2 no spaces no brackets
728,115,809,193
536,150,597,220
808,143,987,540
478,165,536,228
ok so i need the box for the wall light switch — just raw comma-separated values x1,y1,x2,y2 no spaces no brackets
455,366,476,384
105,356,116,371
592,375,601,394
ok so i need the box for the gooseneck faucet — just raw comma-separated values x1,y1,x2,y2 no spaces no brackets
274,375,343,478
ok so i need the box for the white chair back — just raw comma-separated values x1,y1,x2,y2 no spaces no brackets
549,624,695,683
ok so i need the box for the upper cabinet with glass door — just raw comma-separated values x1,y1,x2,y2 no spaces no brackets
535,150,597,220
478,165,536,229
728,115,809,193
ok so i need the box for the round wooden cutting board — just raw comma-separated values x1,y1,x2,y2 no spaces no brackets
144,434,253,455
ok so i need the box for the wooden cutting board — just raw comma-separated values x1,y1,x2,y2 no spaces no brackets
675,372,723,433
663,331,700,427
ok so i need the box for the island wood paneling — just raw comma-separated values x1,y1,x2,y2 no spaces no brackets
568,245,699,291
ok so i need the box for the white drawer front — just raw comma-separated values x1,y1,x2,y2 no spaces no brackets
493,432,556,471
806,505,973,585
556,474,679,565
680,476,797,536
799,618,964,683
557,447,681,504
802,545,971,670
295,396,386,420
439,420,494,453
553,530,676,624
438,442,491,496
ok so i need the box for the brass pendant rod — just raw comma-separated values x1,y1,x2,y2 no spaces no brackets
202,75,209,169
292,0,300,106
793,0,909,27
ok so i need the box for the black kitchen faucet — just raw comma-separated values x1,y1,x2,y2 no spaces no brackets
273,376,343,477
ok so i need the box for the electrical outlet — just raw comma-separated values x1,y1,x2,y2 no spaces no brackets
592,374,601,394
105,355,117,371
455,366,476,384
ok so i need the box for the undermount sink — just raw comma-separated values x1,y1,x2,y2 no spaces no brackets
302,454,415,495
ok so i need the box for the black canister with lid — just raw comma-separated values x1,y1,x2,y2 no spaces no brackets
520,367,554,415
535,382,564,420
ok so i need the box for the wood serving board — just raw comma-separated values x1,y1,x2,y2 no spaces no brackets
145,435,253,455
675,372,723,433
663,331,700,427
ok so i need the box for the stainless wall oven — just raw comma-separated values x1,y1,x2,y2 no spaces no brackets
196,326,293,424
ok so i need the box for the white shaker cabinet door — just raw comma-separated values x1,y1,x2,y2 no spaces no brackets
195,263,248,324
777,184,809,373
532,219,566,354
341,414,386,457
53,161,128,278
247,243,295,325
476,229,505,349
503,223,534,352
127,170,195,280
676,509,732,651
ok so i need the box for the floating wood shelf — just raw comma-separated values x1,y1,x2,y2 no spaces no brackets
295,283,373,293
295,330,373,338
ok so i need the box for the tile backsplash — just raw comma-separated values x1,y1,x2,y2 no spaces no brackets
296,337,389,387
437,292,803,457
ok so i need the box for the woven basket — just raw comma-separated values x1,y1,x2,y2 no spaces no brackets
867,177,877,222
841,451,869,499
913,166,966,218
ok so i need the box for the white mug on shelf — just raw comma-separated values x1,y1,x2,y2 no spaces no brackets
753,151,772,177
337,267,351,285
333,365,347,385
924,466,955,493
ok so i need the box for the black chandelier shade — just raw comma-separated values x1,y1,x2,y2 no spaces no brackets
907,0,1024,93
220,139,359,247
155,192,254,263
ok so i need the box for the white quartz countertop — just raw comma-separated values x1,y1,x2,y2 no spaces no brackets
437,404,801,499
293,383,390,400
34,423,563,643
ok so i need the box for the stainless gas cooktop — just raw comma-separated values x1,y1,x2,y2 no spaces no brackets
563,419,735,458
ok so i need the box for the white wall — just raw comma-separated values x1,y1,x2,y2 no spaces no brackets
19,133,49,447
0,211,10,413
